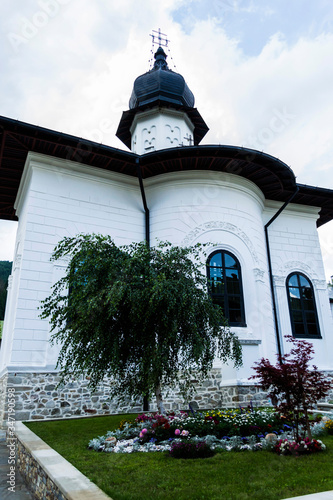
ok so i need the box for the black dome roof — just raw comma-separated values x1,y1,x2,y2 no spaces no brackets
129,47,195,109
116,46,209,148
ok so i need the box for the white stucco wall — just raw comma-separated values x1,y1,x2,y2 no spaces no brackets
144,170,276,385
1,153,332,382
130,108,194,154
264,201,333,369
0,153,144,373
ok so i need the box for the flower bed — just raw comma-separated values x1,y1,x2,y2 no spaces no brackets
88,408,296,455
88,409,330,456
274,437,325,455
324,419,333,435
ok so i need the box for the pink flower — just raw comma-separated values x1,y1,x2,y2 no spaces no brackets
175,429,181,436
139,428,148,438
181,430,189,437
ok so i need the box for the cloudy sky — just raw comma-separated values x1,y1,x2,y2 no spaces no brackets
1,0,333,279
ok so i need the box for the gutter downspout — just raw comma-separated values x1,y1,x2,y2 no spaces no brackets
136,157,150,411
264,187,299,360
136,157,150,246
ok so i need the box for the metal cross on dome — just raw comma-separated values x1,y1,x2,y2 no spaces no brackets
150,28,169,48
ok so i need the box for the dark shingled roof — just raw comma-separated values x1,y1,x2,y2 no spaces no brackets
117,47,209,148
129,47,195,109
1,115,333,227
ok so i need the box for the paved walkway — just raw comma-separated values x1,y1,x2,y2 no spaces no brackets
0,430,34,500
283,493,333,500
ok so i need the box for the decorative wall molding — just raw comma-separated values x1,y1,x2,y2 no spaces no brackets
273,275,286,287
264,199,320,219
7,275,13,290
239,339,262,345
273,259,323,289
312,279,328,290
165,124,181,146
142,125,156,152
14,254,21,271
182,221,260,265
253,268,265,282
278,260,318,280
53,257,70,271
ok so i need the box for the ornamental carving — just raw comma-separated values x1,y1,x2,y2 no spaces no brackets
273,275,286,287
253,268,265,282
7,275,13,290
14,254,21,271
279,260,318,279
142,125,156,152
165,124,181,146
312,279,328,290
182,221,259,264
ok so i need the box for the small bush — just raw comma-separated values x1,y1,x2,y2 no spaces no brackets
324,420,333,435
274,437,325,455
170,440,215,459
118,418,134,431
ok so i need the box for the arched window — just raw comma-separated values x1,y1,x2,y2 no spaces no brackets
206,250,246,327
286,273,321,338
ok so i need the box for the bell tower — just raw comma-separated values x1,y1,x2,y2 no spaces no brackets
116,32,208,154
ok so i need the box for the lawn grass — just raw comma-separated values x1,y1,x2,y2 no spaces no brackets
26,415,333,500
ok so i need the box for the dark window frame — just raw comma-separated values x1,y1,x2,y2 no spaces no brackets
286,272,321,339
206,249,246,327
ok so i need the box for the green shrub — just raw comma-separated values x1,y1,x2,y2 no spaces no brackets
169,440,215,459
324,420,333,435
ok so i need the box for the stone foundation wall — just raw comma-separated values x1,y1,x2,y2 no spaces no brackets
0,374,8,426
16,437,66,500
220,384,270,408
323,371,333,401
1,371,144,427
1,368,332,427
0,369,229,426
11,422,111,500
0,368,243,426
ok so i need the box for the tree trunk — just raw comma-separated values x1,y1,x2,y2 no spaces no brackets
155,382,166,415
302,395,312,440
143,394,149,412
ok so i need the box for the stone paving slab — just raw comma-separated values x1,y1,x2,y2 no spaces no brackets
282,493,333,500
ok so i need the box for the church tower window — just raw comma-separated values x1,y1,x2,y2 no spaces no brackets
286,273,321,338
207,250,246,327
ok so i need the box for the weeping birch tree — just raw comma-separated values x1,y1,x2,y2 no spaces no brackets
40,234,242,413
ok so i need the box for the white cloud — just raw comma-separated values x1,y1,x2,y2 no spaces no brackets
0,221,17,261
1,1,333,279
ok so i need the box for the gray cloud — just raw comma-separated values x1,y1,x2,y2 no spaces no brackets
1,0,333,277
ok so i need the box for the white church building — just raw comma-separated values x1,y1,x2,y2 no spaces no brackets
0,45,333,424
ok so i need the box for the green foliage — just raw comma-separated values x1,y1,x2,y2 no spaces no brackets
251,336,332,440
40,234,242,407
93,408,292,447
0,321,3,339
324,420,333,435
0,260,12,283
0,261,12,320
26,416,333,500
169,440,215,459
